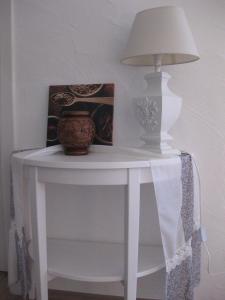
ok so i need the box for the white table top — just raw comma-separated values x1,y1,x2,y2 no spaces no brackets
13,145,175,170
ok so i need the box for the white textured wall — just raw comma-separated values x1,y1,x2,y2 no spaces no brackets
12,0,225,299
0,0,14,271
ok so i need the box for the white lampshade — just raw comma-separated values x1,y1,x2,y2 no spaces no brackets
121,6,200,66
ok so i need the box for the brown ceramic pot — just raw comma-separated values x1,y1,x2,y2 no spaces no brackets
58,111,95,155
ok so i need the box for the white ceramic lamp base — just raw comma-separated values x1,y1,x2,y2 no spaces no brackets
135,72,182,155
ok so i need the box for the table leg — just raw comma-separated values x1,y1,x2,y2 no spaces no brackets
124,168,140,300
30,168,48,300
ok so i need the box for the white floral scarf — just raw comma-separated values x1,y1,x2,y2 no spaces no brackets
151,153,202,300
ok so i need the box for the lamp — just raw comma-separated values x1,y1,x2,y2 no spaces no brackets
121,6,199,154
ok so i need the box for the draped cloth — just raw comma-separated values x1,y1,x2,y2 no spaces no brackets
9,148,201,299
8,149,40,298
151,153,202,300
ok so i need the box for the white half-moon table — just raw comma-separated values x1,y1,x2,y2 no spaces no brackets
13,145,167,300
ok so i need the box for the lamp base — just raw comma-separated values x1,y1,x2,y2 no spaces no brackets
135,71,182,155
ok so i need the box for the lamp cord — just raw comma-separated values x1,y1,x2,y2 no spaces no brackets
192,156,225,276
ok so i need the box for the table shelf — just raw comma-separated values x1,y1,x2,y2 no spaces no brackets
47,238,165,282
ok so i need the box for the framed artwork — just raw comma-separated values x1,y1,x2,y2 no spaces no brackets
47,83,114,147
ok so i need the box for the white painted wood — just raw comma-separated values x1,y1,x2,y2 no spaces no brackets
29,168,48,300
37,168,129,186
13,146,168,300
124,169,141,300
47,239,164,282
13,145,158,170
14,145,180,187
36,167,153,186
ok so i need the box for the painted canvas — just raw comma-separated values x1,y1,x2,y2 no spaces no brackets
47,83,114,147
